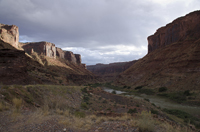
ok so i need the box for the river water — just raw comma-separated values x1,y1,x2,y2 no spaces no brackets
103,87,200,116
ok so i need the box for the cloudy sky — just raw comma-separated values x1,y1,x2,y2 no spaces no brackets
0,0,200,65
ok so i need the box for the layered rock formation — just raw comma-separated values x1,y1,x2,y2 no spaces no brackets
0,23,98,85
0,24,19,49
148,10,200,53
22,41,56,59
22,42,82,64
87,61,137,81
116,10,200,91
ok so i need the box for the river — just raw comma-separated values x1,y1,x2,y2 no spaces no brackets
103,87,200,116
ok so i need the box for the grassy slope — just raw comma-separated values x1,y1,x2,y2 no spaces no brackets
0,84,198,131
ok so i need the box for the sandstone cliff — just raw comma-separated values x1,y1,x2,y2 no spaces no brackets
116,10,200,91
148,10,200,53
87,61,137,81
0,23,98,85
0,24,19,49
22,41,56,59
22,42,82,65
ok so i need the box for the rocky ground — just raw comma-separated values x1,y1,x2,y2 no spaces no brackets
0,85,198,132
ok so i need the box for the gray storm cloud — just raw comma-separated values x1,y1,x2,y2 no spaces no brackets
0,0,200,65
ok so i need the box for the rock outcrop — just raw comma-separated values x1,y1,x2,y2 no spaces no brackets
87,61,137,81
116,10,200,91
0,24,19,49
0,23,98,85
56,48,81,64
148,10,200,53
22,42,82,64
22,41,56,59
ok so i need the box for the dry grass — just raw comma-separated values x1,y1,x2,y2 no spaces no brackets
59,115,95,131
136,110,155,132
12,98,22,112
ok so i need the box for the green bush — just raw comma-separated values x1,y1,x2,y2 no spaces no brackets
135,86,143,90
127,108,137,114
111,90,116,94
163,108,200,128
138,89,155,95
183,90,191,96
158,87,167,92
151,109,159,114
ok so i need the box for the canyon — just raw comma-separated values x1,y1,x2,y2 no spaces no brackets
87,60,137,81
115,10,200,91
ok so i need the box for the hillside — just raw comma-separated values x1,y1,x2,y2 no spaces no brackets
115,10,200,92
87,60,137,81
0,23,99,85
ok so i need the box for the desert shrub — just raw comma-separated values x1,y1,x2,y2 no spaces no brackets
138,89,155,95
81,102,88,109
135,86,143,90
144,98,150,102
123,86,127,88
127,108,137,114
163,108,200,128
74,111,85,118
102,100,107,103
151,103,156,107
0,102,3,111
12,98,22,111
158,87,167,92
59,80,62,84
81,87,88,93
183,90,191,96
111,90,116,94
151,109,159,115
159,92,187,103
137,110,155,132
83,95,90,104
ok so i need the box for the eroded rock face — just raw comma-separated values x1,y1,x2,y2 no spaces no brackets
64,51,77,63
148,11,200,53
56,47,82,64
0,24,19,48
75,54,81,64
116,10,200,91
22,41,56,59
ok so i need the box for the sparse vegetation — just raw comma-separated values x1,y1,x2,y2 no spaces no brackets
163,109,200,128
127,108,137,114
12,98,22,112
137,110,155,132
0,102,3,111
0,84,199,131
111,90,116,94
135,86,143,90
159,87,168,92
138,88,155,95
